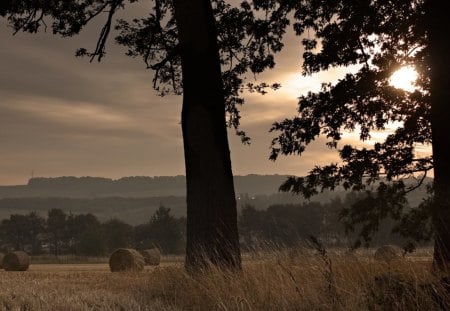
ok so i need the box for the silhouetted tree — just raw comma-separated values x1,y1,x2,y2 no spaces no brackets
66,213,103,255
1,215,29,251
150,206,184,254
267,203,322,240
0,0,291,271
0,212,45,253
427,0,450,270
270,0,450,268
47,209,67,256
102,219,133,253
27,211,46,254
238,205,265,248
77,228,106,256
133,223,150,251
134,206,184,254
239,203,325,248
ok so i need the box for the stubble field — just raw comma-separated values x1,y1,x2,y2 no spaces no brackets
0,249,447,311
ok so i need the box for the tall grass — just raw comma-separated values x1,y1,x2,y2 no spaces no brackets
0,248,448,310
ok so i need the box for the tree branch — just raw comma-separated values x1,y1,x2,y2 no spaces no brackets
150,44,181,89
90,0,122,62
405,170,430,194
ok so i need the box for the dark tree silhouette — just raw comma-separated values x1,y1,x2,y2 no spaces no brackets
147,205,184,254
66,213,104,255
427,0,450,270
172,0,240,270
0,212,45,253
102,219,133,253
270,1,450,269
0,0,291,270
47,208,67,257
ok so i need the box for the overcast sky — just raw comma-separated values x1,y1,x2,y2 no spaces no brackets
0,4,370,186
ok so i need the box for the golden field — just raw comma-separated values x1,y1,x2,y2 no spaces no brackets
0,249,447,311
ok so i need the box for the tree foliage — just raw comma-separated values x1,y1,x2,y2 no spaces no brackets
47,208,67,256
0,212,45,253
134,205,184,254
269,0,433,248
0,207,185,256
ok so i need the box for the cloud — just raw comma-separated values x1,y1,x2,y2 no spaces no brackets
0,9,368,185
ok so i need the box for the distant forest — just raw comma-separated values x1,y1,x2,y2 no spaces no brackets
1,195,427,257
0,175,431,225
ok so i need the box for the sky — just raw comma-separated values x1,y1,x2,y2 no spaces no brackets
0,3,395,186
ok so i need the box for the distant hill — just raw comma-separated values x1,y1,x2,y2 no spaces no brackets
0,174,291,198
0,175,432,225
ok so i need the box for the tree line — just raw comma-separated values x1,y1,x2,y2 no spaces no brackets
1,195,423,257
238,193,429,251
0,206,185,256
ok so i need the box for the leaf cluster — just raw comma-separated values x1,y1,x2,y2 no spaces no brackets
270,0,432,248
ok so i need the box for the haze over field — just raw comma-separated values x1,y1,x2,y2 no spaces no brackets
0,174,432,225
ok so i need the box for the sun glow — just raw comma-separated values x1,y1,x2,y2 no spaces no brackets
389,66,418,92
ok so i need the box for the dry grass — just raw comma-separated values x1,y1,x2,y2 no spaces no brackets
0,249,447,310
30,255,109,265
140,249,161,266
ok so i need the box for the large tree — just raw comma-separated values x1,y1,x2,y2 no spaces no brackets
270,0,450,268
427,0,450,270
0,0,290,270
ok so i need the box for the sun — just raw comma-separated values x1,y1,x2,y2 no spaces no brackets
389,66,418,92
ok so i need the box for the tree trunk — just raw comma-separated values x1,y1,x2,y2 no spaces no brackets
173,0,241,271
428,1,450,270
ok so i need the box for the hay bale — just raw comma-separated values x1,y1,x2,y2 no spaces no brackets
374,245,402,262
2,251,30,271
140,248,161,266
109,248,144,272
0,253,4,269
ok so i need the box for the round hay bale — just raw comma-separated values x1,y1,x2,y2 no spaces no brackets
140,248,161,266
109,248,144,272
2,251,30,271
0,253,4,269
374,245,402,262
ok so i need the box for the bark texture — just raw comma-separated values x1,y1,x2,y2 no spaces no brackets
429,0,450,269
173,0,241,271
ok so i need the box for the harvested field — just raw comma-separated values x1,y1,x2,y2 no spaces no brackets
0,250,444,310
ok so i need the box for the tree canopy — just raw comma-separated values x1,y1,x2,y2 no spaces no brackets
268,0,447,257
